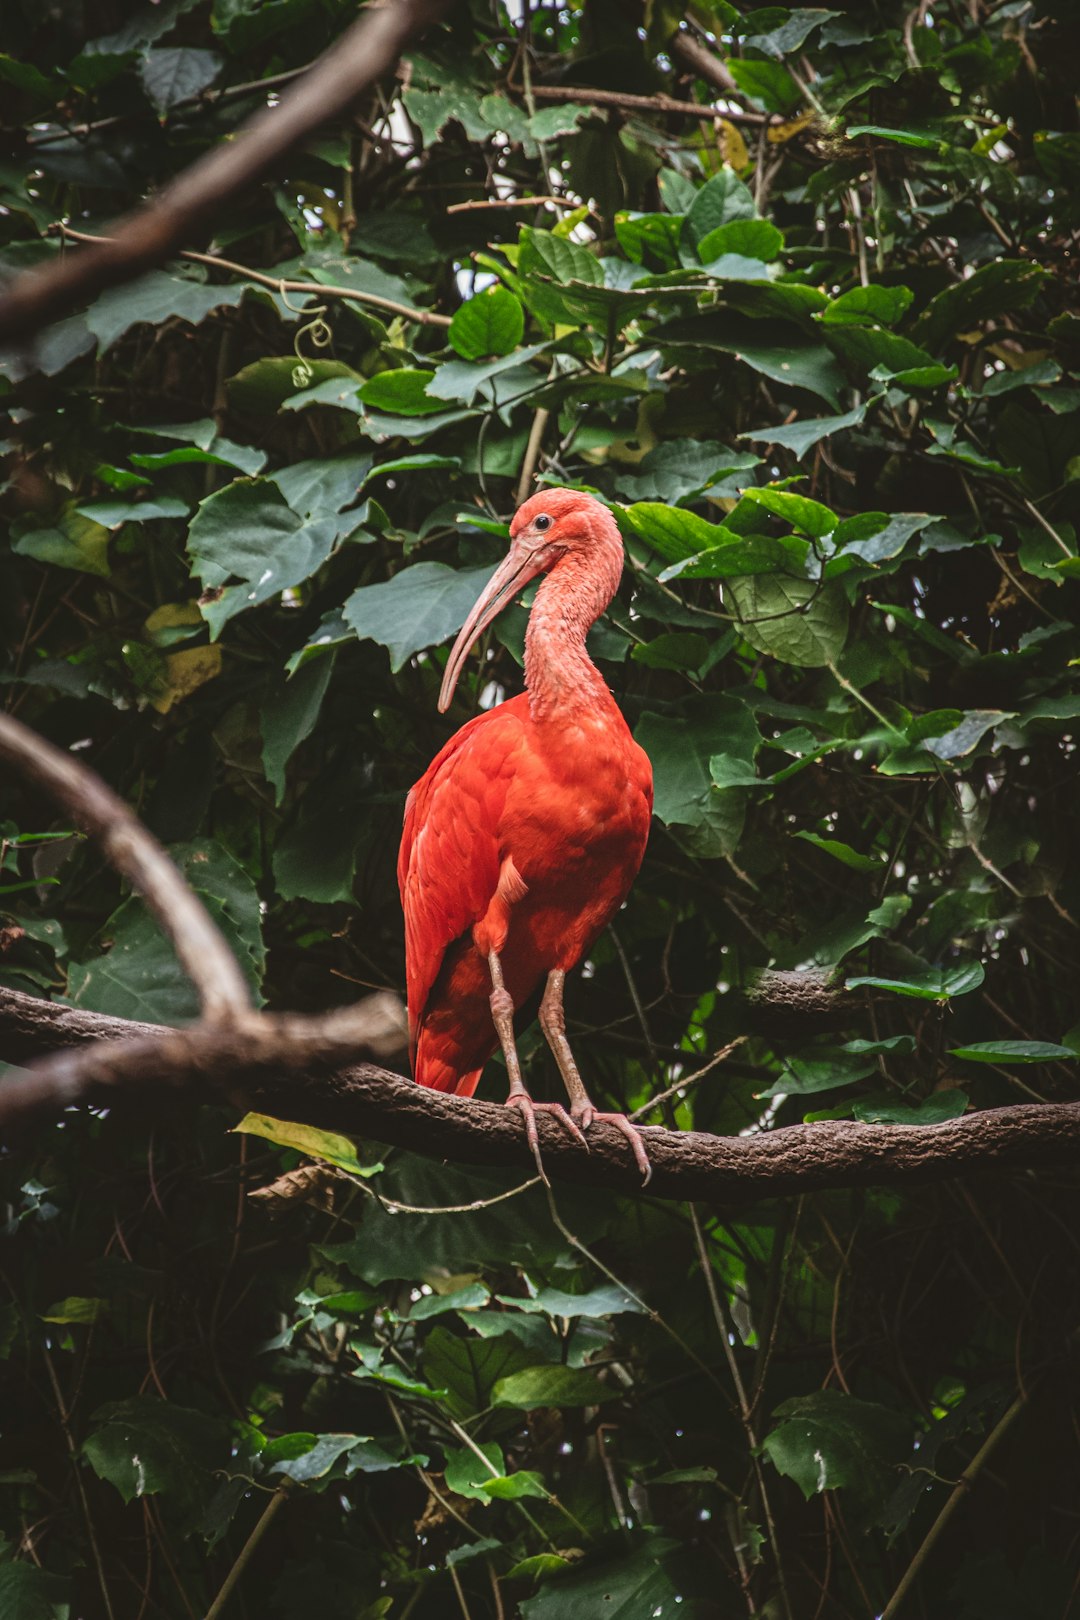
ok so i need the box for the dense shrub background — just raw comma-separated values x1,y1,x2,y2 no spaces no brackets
2,1,1080,1615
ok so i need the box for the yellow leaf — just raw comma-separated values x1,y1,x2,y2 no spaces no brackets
767,111,815,145
718,118,749,171
143,601,222,713
233,1111,383,1177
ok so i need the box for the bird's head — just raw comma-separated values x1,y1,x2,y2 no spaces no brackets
438,489,622,713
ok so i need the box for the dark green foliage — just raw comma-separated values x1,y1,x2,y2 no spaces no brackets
2,1,1080,1616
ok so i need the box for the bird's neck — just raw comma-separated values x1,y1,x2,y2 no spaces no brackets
524,547,622,722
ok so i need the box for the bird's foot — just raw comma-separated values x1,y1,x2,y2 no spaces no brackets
573,1105,654,1188
504,1093,589,1184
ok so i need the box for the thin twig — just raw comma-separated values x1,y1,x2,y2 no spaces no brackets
688,1205,794,1620
43,1346,118,1620
447,195,578,213
515,407,551,506
56,225,451,328
204,1488,288,1620
630,1038,747,1122
879,1391,1028,1619
521,80,768,126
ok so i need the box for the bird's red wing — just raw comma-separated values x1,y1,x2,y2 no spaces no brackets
398,697,529,1065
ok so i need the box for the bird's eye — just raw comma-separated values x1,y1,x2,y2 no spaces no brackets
534,513,552,532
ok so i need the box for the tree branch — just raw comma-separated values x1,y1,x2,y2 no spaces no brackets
0,711,250,1023
3,986,1079,1207
0,0,447,346
522,81,768,126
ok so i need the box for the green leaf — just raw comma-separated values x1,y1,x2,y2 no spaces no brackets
482,1470,549,1500
84,270,246,351
443,1443,503,1499
623,501,739,561
948,1042,1077,1065
495,1284,645,1318
519,226,603,287
661,312,845,405
229,357,359,415
423,1325,537,1419
794,832,883,871
757,1050,877,1099
631,631,709,672
232,1112,378,1175
342,561,495,672
265,1433,409,1483
448,286,525,360
520,1538,683,1618
745,9,840,57
13,510,111,577
741,486,837,538
446,1537,503,1568
187,478,352,636
852,1091,969,1124
261,653,335,805
819,285,914,327
0,1563,71,1620
727,575,849,667
403,1283,491,1321
271,450,373,518
832,512,936,564
140,46,221,113
763,1389,910,1505
697,218,784,263
612,441,759,504
920,710,1014,759
82,1396,226,1517
846,123,945,149
636,693,759,855
847,962,985,1001
741,398,872,458
358,368,444,415
682,168,756,252
41,1296,107,1324
726,58,802,114
493,1364,616,1409
913,260,1048,351
505,1554,572,1584
68,838,264,1022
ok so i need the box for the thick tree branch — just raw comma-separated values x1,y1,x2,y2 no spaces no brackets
0,0,446,346
2,986,1079,1207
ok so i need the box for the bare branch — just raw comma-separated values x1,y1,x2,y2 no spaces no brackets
523,81,768,126
0,712,251,1023
2,987,1079,1207
0,0,447,345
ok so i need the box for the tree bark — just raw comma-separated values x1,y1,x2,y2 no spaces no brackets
3,986,1078,1207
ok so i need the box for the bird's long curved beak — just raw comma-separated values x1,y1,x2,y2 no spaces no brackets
438,540,552,713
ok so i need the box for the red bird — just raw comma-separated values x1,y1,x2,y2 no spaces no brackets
397,488,655,1180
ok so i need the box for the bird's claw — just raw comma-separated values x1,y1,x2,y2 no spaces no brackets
504,1094,589,1180
574,1108,654,1187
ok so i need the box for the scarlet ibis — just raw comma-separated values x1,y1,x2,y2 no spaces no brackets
397,488,655,1181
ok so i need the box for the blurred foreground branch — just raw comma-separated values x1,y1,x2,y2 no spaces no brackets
0,0,446,345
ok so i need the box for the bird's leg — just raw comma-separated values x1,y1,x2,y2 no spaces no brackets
487,950,587,1177
539,969,654,1186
